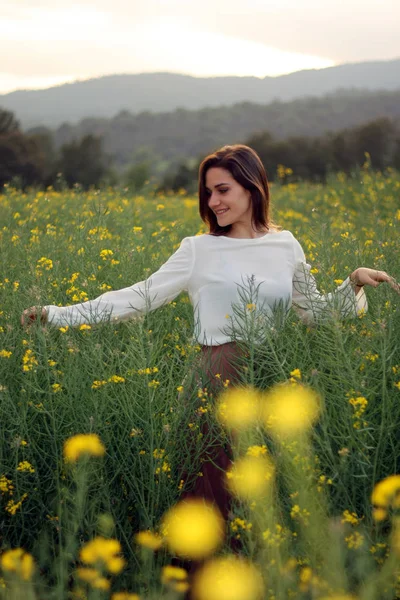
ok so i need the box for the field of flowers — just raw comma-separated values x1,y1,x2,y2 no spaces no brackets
0,164,400,600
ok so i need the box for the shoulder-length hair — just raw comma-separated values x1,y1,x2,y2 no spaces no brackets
198,144,281,236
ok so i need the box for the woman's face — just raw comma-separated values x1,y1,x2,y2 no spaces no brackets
205,167,252,227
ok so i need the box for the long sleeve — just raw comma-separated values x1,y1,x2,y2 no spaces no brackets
45,237,194,327
291,237,368,325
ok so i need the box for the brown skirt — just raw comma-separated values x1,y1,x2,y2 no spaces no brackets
173,342,250,590
178,342,249,517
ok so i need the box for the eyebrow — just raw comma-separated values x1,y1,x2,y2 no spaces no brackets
205,183,230,191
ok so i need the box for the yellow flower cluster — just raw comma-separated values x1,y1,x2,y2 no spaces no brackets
226,455,275,501
290,504,311,525
63,434,105,462
135,531,163,551
80,537,125,574
6,493,28,515
1,548,34,581
77,567,110,591
16,461,35,473
161,565,189,593
348,396,368,429
230,517,253,539
345,531,364,550
192,556,264,600
341,510,360,526
22,349,38,372
92,375,126,389
371,475,400,521
36,256,53,271
161,499,224,560
0,475,14,495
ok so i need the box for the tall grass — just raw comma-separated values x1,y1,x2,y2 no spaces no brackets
0,166,400,598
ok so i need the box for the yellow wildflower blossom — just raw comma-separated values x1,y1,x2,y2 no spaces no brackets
161,499,224,559
135,530,163,551
63,434,105,462
16,461,35,473
192,556,264,600
1,548,34,581
80,537,125,574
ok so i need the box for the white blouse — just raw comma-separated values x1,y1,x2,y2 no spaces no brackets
45,230,367,346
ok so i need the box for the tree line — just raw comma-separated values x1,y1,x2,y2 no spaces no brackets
1,106,400,191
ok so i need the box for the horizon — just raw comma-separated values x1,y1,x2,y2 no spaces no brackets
2,55,400,97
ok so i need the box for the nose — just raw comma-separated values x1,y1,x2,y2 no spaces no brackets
208,192,222,209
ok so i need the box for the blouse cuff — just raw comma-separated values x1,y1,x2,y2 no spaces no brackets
340,277,368,316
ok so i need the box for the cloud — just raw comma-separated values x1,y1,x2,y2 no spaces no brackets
0,0,399,92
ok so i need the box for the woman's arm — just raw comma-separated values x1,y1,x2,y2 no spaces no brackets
21,237,194,328
349,268,399,294
291,237,398,325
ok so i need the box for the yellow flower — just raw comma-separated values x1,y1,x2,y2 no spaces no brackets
76,567,110,590
226,455,275,501
16,461,35,473
216,386,261,431
341,510,359,526
371,475,400,521
100,249,113,260
135,531,163,551
161,565,189,593
192,556,264,600
262,382,321,438
1,548,34,581
108,375,125,384
22,349,38,372
161,499,224,559
246,445,268,457
290,368,301,379
0,350,12,358
63,434,105,462
80,537,125,574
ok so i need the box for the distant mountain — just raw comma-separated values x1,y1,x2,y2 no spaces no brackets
36,88,400,171
1,58,399,129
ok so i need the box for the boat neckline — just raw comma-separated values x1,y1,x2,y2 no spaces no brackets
207,230,285,241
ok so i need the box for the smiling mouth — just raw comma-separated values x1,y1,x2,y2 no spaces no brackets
215,209,229,215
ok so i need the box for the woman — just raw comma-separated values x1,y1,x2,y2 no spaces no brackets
21,143,397,553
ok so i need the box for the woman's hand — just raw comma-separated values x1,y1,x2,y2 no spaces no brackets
350,268,400,293
21,307,48,328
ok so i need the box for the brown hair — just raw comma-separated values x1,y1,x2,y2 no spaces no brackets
198,144,281,236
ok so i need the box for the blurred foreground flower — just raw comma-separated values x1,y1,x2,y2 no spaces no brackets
192,556,264,600
80,537,126,574
1,548,34,581
76,567,110,591
262,382,321,438
216,386,261,431
161,565,189,593
135,530,163,551
63,433,105,462
226,455,275,501
371,475,400,521
111,593,140,600
161,499,224,559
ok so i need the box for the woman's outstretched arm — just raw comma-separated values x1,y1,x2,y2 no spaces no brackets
291,236,398,324
21,237,194,328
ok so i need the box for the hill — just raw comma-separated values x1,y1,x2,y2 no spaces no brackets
1,57,399,129
32,88,400,170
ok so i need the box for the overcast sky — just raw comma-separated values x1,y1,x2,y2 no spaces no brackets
1,0,399,94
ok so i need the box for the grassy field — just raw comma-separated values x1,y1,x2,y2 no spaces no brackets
1,165,400,599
